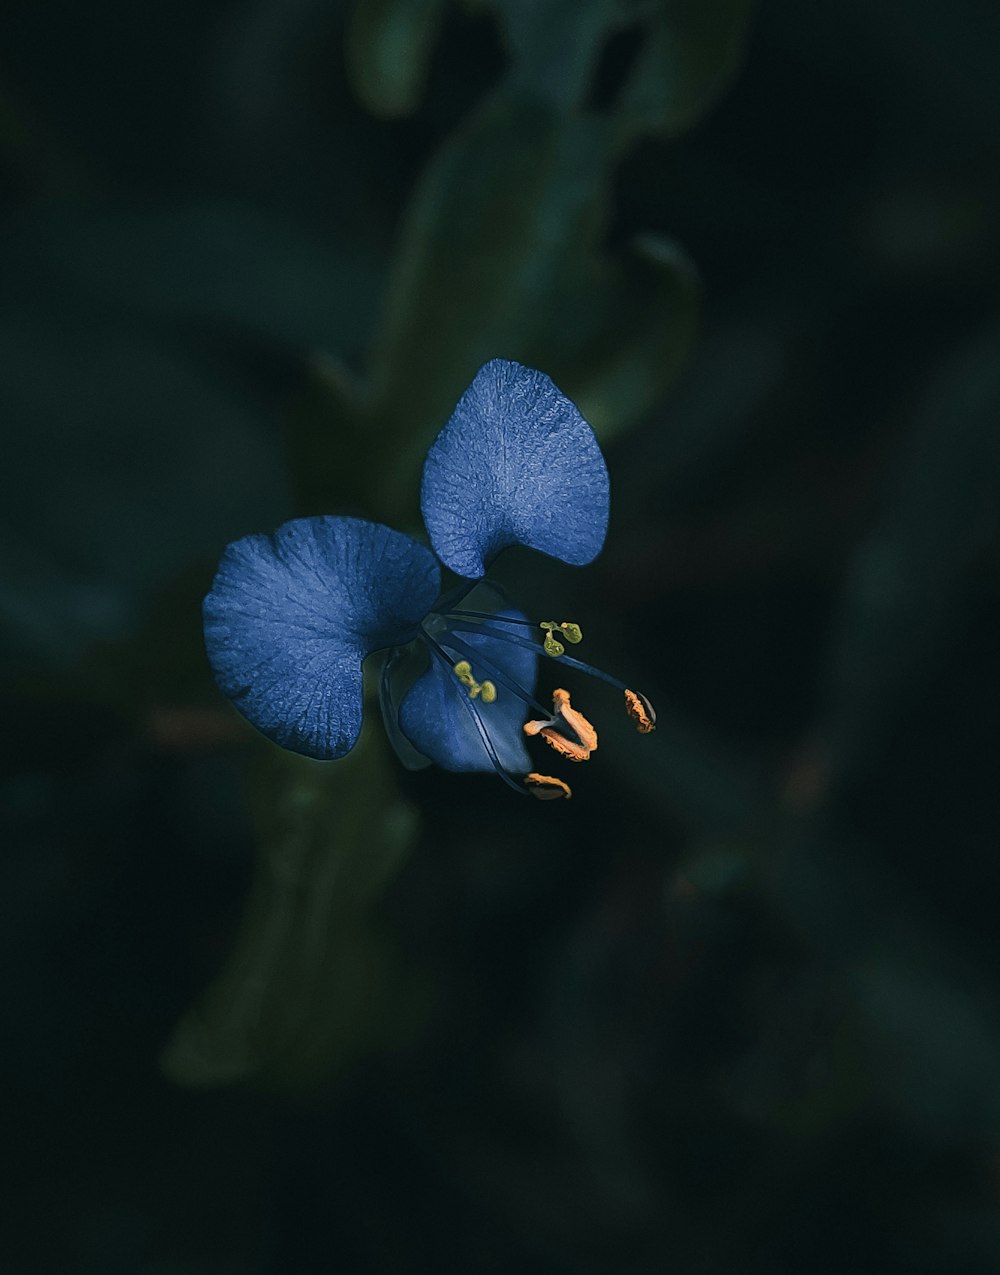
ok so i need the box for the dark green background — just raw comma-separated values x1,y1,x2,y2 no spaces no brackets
4,1,1000,1271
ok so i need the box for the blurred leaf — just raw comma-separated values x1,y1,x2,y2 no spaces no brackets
542,233,700,444
481,0,617,108
161,720,426,1090
0,196,389,666
361,91,616,516
477,0,754,132
617,0,755,141
307,1,753,519
347,0,448,118
6,199,382,358
0,305,288,662
822,321,1000,775
855,951,1000,1142
613,303,792,513
0,534,130,670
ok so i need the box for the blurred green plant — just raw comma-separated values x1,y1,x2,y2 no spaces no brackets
162,717,426,1089
299,0,753,521
158,0,755,1091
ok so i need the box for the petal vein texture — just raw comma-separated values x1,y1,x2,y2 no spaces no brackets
421,359,610,578
203,516,440,759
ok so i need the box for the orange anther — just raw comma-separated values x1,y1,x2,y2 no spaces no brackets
523,688,597,761
525,773,572,801
625,689,656,734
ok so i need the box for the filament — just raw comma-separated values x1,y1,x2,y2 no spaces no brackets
445,620,629,692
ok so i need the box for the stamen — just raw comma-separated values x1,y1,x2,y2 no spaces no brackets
625,689,656,733
443,634,552,719
450,611,582,645
423,641,527,797
525,773,572,801
448,610,541,628
448,620,628,690
425,601,654,802
539,619,582,657
424,634,571,801
451,658,497,702
543,631,565,658
523,688,598,762
445,620,656,735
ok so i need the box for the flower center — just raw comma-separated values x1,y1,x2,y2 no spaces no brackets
394,580,654,801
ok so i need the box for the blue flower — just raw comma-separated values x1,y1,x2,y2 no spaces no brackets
204,359,654,799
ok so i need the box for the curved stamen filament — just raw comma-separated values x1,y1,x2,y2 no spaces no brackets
446,621,628,691
445,619,656,735
450,611,582,645
447,610,540,627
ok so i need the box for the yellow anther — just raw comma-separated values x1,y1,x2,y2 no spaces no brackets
540,620,581,655
523,688,597,762
452,659,497,703
543,632,565,658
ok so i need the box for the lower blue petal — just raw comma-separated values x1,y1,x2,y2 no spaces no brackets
204,515,440,759
397,611,538,775
421,359,610,579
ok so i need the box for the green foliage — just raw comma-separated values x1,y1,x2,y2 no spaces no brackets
292,0,754,521
347,0,449,118
161,721,425,1089
2,0,757,1102
618,0,756,140
192,0,754,1093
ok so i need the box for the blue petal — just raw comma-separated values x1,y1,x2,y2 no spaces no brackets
397,611,538,774
421,359,610,579
203,516,440,759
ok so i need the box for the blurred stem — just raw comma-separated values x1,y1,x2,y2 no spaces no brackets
162,713,425,1092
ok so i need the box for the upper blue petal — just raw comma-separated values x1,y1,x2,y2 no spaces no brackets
420,359,610,579
397,610,538,774
203,515,440,759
